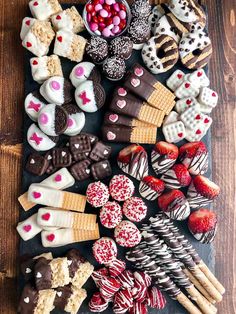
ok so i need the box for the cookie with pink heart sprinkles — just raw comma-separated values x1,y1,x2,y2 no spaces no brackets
100,201,123,229
122,197,147,222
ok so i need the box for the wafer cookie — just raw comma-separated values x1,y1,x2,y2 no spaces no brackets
104,112,151,128
41,225,100,247
18,168,75,211
28,184,86,212
102,125,157,144
37,207,97,230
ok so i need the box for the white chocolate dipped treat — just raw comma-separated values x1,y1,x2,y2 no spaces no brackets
24,91,47,121
20,17,36,40
70,62,100,88
63,104,85,136
17,213,42,241
27,123,58,151
40,76,68,105
29,0,62,21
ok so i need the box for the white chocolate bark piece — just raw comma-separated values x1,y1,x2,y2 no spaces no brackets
27,123,57,151
162,120,186,143
40,76,65,104
53,30,87,62
188,69,210,88
70,62,96,88
175,97,200,113
30,55,63,83
51,6,85,33
16,213,42,241
198,87,218,108
75,80,98,113
166,69,185,92
175,80,199,99
29,0,62,21
20,17,36,40
22,20,55,57
163,111,179,126
24,92,47,121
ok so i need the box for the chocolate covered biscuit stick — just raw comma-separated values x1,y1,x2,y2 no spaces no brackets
104,111,151,128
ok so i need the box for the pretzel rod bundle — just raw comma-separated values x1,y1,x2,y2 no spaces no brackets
126,248,202,314
160,213,225,295
141,231,217,314
150,215,223,303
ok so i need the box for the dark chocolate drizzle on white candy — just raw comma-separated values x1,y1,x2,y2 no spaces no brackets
151,151,176,175
187,182,213,209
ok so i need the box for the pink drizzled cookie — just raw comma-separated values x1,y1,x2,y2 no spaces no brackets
89,292,109,312
107,259,126,278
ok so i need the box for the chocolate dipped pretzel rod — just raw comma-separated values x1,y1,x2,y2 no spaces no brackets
126,248,202,314
159,213,225,295
149,215,223,303
141,232,217,314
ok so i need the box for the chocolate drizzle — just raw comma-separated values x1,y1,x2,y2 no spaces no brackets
151,151,176,174
187,182,213,209
54,285,73,310
66,249,86,279
161,169,181,189
180,151,208,175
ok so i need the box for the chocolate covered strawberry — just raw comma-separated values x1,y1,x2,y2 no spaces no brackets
139,176,165,201
117,144,148,181
151,141,179,175
187,175,220,209
158,190,190,221
188,208,218,243
89,292,108,312
161,164,192,189
179,141,209,175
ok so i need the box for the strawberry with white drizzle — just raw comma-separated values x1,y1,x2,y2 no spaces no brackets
139,176,165,201
89,292,109,312
146,286,166,309
113,289,133,314
161,164,192,189
179,141,209,175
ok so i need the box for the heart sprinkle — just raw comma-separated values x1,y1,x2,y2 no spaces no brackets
54,174,62,182
57,36,63,42
24,297,30,304
195,114,201,120
109,114,118,123
23,225,32,232
197,71,202,77
186,99,192,105
204,118,210,123
33,191,41,199
118,88,127,96
177,73,183,79
107,131,116,140
42,213,50,221
26,42,32,48
47,234,55,242
185,82,190,88
178,133,183,138
196,129,202,134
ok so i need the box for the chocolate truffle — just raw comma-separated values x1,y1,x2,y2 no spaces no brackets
86,36,109,64
109,36,133,60
103,57,126,81
127,17,151,50
131,0,151,18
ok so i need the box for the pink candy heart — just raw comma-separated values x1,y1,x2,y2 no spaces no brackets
54,174,62,182
23,225,32,232
42,213,50,221
117,100,126,109
107,131,116,140
33,191,41,199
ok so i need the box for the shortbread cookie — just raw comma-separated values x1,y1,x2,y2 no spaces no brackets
22,20,55,57
51,6,85,33
20,17,36,40
142,35,179,74
17,213,42,241
166,69,185,91
154,15,180,42
54,30,87,62
40,76,73,105
179,30,212,69
162,121,186,143
70,62,101,88
29,0,62,21
27,123,58,151
30,55,63,83
175,80,199,99
198,87,218,108
24,90,47,121
63,104,85,136
175,97,200,113
18,284,56,314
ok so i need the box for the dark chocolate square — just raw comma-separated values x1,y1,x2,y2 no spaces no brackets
70,159,92,181
69,134,92,159
52,148,72,167
91,160,112,180
89,141,112,162
25,153,49,176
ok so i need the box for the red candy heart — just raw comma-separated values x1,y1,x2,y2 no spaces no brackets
195,114,201,120
186,99,192,105
197,71,202,77
177,74,183,79
212,92,216,97
57,36,63,42
33,191,41,199
178,133,183,138
204,118,210,123
54,174,62,182
23,225,32,232
42,213,50,221
26,20,31,26
185,83,190,88
33,1,38,6
47,234,55,242
196,129,202,134
56,15,61,20
32,60,38,65
26,42,32,48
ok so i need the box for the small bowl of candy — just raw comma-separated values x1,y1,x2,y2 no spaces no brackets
83,0,131,39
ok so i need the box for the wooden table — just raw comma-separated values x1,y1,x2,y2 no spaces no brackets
0,0,235,312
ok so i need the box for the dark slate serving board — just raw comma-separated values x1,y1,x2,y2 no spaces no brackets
19,4,214,314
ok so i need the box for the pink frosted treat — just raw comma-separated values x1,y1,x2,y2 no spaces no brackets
89,292,109,312
122,197,147,222
100,201,123,229
107,258,126,278
109,175,135,202
114,221,141,247
93,237,118,264
86,181,110,208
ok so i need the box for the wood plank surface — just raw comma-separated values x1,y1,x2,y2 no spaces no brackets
0,0,235,313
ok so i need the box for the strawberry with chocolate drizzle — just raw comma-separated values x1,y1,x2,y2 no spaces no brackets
139,176,165,201
161,164,192,189
117,144,148,181
151,141,179,175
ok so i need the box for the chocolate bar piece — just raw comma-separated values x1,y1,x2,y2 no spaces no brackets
70,134,91,160
83,133,99,146
25,153,49,176
89,141,112,162
52,148,72,167
91,160,112,180
70,159,92,181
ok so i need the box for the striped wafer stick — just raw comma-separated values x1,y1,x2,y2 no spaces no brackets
141,233,217,314
18,168,75,211
104,112,151,128
41,225,100,247
102,125,157,144
159,213,225,296
149,215,223,303
110,87,165,126
37,207,97,230
126,249,202,314
28,184,86,212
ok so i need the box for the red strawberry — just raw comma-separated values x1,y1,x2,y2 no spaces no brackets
179,141,207,158
158,190,185,211
142,176,165,193
172,164,192,186
117,144,145,164
193,175,220,199
153,141,178,160
188,208,217,234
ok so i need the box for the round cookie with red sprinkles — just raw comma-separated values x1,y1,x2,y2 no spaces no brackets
100,201,123,229
122,197,147,222
114,221,141,247
109,174,135,202
93,237,118,265
86,181,109,208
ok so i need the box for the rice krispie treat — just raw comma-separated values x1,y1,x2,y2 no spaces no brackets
51,6,85,33
29,0,62,21
54,30,87,62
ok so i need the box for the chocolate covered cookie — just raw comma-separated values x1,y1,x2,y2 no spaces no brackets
70,62,101,88
128,17,151,50
102,57,126,81
86,36,109,64
109,36,133,60
63,103,85,137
